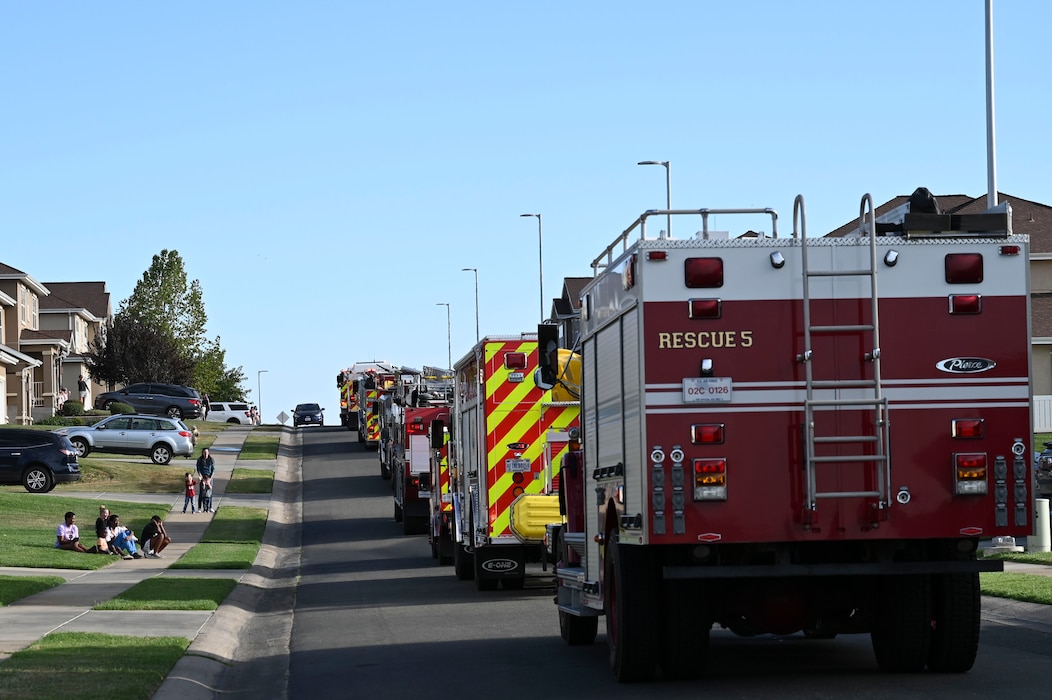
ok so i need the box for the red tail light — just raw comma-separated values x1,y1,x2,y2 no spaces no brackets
691,424,725,444
951,419,984,439
505,352,527,370
685,257,724,288
945,253,983,284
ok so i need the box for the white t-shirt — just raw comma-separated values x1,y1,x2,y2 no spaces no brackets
55,522,79,547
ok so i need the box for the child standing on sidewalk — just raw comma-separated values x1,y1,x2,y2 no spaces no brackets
183,472,197,513
201,476,214,512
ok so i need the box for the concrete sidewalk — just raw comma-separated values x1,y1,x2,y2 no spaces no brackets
0,424,279,663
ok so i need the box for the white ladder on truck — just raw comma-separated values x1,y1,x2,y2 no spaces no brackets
794,194,891,526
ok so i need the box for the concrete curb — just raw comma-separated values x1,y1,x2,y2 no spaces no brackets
153,429,301,699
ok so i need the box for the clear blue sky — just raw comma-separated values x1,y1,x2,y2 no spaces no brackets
2,2,1049,424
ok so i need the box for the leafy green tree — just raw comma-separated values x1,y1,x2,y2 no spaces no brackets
86,316,196,385
213,365,249,402
119,249,208,358
88,249,248,398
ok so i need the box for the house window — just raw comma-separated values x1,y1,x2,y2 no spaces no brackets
20,287,27,324
31,294,38,330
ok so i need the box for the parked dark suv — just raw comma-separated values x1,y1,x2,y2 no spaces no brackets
0,428,82,493
94,383,203,420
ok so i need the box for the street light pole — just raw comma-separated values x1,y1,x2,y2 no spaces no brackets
257,369,268,424
637,160,672,237
519,213,544,321
436,303,452,371
461,267,480,344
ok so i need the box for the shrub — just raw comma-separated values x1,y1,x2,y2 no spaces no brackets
35,415,82,427
61,400,84,416
109,401,135,415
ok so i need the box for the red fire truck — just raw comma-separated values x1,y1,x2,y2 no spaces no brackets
549,190,1032,681
389,369,453,536
451,334,579,590
357,364,397,453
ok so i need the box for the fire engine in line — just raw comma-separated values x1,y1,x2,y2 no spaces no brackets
338,361,395,432
337,369,358,430
450,334,580,590
385,368,454,536
546,190,1031,681
357,364,398,454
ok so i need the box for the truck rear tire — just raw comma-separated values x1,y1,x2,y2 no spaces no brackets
659,579,709,679
870,574,931,672
474,552,499,591
927,572,980,672
438,531,454,566
454,541,473,580
560,609,598,646
605,537,658,682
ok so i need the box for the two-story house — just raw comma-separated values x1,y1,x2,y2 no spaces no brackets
39,281,112,416
0,263,112,424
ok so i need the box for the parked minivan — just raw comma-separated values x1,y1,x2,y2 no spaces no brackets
207,401,254,425
94,383,203,420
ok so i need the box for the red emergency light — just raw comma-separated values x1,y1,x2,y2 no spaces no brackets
999,245,1021,256
504,352,527,370
684,257,724,289
689,299,722,319
647,251,668,261
951,418,984,439
945,253,983,284
949,294,982,314
690,424,725,444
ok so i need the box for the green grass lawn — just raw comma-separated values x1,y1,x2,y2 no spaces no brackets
0,574,67,605
95,577,238,611
0,493,169,569
170,505,267,570
226,467,275,494
0,632,190,700
239,431,280,459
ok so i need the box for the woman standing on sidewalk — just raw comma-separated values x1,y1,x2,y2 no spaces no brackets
196,448,216,512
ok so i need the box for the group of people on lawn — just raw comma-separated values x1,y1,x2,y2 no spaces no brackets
54,505,172,559
54,447,217,557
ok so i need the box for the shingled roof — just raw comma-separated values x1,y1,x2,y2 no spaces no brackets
826,192,1052,254
39,281,111,321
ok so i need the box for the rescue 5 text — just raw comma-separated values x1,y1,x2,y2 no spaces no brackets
657,330,753,349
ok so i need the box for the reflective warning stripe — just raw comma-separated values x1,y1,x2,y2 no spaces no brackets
477,340,581,538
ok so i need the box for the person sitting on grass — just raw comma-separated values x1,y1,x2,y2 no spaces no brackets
55,511,89,553
139,515,172,559
106,513,141,559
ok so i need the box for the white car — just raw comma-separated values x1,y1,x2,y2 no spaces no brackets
206,401,255,425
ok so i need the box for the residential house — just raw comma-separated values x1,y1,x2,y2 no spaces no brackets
549,277,590,350
39,281,112,416
0,263,49,424
0,265,113,424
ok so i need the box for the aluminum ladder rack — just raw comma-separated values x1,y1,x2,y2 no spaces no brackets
794,194,891,527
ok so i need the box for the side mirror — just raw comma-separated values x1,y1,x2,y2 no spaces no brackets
535,322,560,390
430,419,445,449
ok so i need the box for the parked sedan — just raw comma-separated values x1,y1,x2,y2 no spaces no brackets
55,414,195,465
293,403,324,427
0,428,82,493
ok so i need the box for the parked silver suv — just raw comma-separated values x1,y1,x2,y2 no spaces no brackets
55,414,196,465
